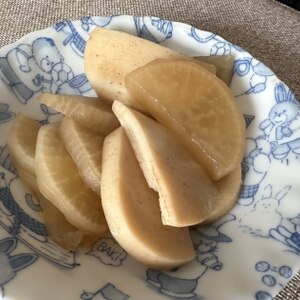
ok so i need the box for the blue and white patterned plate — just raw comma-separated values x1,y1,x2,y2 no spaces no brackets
0,15,299,300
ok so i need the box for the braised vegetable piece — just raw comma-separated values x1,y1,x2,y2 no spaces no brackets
195,55,234,86
7,113,41,175
205,165,242,224
38,93,119,135
84,28,214,110
125,59,245,180
113,101,219,227
101,127,195,269
59,117,103,195
35,123,107,234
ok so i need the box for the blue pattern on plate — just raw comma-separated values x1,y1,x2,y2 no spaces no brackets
0,104,15,124
238,184,291,237
0,167,77,270
238,82,299,206
86,237,127,267
55,20,87,56
254,260,292,300
0,146,15,174
134,16,173,43
270,214,300,255
146,215,235,299
0,15,299,299
0,236,38,298
0,37,91,104
81,283,129,300
234,57,274,96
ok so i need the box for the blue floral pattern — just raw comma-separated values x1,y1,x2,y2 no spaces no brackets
0,15,299,300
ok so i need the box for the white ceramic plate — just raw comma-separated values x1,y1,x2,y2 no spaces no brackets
0,15,299,300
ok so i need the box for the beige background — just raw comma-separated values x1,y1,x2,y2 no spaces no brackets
0,0,299,299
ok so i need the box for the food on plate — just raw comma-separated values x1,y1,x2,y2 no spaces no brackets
7,113,41,175
38,93,119,135
38,195,84,250
204,165,242,224
112,101,219,227
59,117,103,195
195,55,234,86
35,123,107,234
6,114,101,249
101,127,195,269
4,28,244,264
38,195,102,250
125,59,245,180
84,27,215,110
16,166,39,194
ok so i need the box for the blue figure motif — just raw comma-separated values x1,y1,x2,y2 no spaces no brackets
134,17,173,43
239,184,290,238
259,83,300,160
55,17,113,58
269,214,300,255
0,168,76,269
0,43,35,102
254,260,292,300
0,37,91,104
210,42,232,56
243,114,255,129
0,104,15,124
239,138,272,206
0,146,15,174
189,27,216,43
80,16,113,32
55,20,87,57
190,26,244,57
0,172,48,237
234,57,274,96
239,84,299,206
146,215,235,299
39,103,62,125
0,236,38,298
80,283,129,300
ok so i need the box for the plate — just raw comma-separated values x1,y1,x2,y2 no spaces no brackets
0,15,299,300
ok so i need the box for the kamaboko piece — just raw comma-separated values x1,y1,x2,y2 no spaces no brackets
101,127,195,269
112,101,219,227
125,59,245,180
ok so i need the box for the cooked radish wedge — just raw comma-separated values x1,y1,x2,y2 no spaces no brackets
38,94,119,135
59,117,103,195
38,195,84,250
205,165,242,224
84,28,214,110
7,113,41,175
112,101,219,227
125,59,245,180
101,127,195,269
195,55,234,86
35,123,107,234
17,166,39,195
